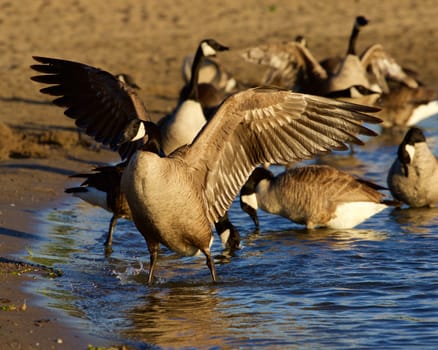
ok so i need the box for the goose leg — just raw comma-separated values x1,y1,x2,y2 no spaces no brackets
104,215,117,247
202,247,217,282
147,241,159,285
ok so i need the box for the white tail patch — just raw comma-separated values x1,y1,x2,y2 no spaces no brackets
407,100,438,126
327,202,387,229
72,188,110,212
241,193,258,210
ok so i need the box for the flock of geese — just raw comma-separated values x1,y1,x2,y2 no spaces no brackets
30,16,438,284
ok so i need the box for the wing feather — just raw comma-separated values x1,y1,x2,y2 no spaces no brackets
182,87,381,224
31,56,150,153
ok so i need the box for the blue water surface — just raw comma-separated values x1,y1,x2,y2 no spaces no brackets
26,118,438,349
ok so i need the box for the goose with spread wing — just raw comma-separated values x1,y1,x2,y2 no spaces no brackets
31,56,381,284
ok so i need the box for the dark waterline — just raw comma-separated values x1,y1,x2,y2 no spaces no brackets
25,121,438,349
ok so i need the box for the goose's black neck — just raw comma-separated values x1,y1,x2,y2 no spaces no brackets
241,167,275,195
142,121,163,155
347,16,368,55
187,45,205,101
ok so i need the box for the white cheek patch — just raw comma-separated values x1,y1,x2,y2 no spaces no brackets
219,229,230,247
201,42,217,57
131,121,146,142
405,144,416,163
241,193,258,210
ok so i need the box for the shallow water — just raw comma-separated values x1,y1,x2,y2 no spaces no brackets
26,120,438,349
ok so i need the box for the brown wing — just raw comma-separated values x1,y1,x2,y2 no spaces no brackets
182,87,381,224
360,44,418,93
212,41,327,90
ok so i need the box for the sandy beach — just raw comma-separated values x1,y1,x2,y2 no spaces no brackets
1,0,438,348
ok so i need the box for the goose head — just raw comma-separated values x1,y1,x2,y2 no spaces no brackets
398,126,426,176
214,212,240,251
118,120,163,156
186,38,229,102
239,167,274,229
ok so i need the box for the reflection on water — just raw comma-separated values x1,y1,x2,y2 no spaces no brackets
391,207,438,234
26,121,438,349
126,286,231,348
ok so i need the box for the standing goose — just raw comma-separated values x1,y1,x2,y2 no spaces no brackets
65,162,131,248
387,127,438,207
65,162,241,251
240,165,393,230
345,18,438,128
31,56,381,284
159,38,229,155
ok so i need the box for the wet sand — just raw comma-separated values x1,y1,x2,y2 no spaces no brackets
1,0,438,348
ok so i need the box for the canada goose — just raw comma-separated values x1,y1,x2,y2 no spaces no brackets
160,38,229,155
183,39,329,94
322,16,432,126
240,165,394,230
65,164,239,252
181,54,236,94
65,162,131,248
387,127,438,207
31,56,381,283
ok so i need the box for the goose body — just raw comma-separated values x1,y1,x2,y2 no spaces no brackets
241,165,391,230
31,56,381,283
387,127,438,207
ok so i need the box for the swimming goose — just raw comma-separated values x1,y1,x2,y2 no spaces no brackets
159,38,229,156
65,162,131,248
31,56,381,283
240,165,393,230
387,127,438,207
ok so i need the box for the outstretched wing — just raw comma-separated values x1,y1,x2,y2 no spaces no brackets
183,87,381,224
31,56,150,154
